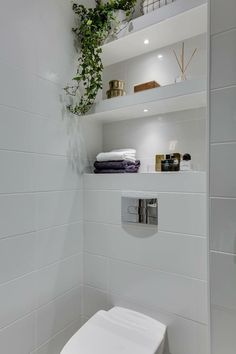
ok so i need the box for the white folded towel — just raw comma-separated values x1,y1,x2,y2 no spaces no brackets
111,149,136,154
96,151,136,162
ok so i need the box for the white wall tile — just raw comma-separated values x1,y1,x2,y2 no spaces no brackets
210,143,236,197
84,222,207,280
211,306,236,354
0,314,36,354
0,194,36,239
210,198,236,254
0,151,35,193
158,193,206,236
0,273,36,329
84,190,121,224
36,287,81,347
0,106,32,152
30,117,69,156
210,87,236,143
109,260,207,323
211,29,236,89
211,0,236,35
211,252,236,311
33,0,75,86
83,286,109,318
84,253,109,290
36,191,83,230
35,223,83,269
32,319,81,354
33,155,83,192
36,254,82,307
0,0,37,73
0,233,35,285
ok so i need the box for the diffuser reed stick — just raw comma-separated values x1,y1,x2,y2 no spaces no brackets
173,42,197,81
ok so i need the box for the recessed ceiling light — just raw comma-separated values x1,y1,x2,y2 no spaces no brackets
157,54,163,59
144,39,149,45
144,109,149,113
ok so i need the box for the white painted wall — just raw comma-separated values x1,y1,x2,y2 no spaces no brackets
83,173,208,354
209,1,236,354
0,0,102,353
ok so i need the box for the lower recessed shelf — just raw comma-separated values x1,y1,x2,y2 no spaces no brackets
85,78,207,122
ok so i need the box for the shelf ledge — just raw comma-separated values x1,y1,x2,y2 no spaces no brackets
101,0,207,67
85,78,207,123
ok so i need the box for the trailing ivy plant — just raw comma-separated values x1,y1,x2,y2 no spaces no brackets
64,0,137,116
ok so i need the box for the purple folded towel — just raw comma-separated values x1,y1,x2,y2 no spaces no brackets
94,168,139,174
94,160,140,170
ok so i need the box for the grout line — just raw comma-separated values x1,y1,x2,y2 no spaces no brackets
211,141,236,146
211,26,236,39
30,317,82,353
0,285,83,334
0,188,83,196
0,102,53,122
210,196,236,200
83,284,208,326
0,252,83,288
35,284,83,312
84,220,206,238
0,147,68,158
211,304,236,316
210,83,236,93
84,250,207,283
210,250,236,257
0,220,83,242
83,189,206,195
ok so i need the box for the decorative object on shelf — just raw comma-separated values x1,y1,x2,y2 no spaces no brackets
156,153,181,172
109,79,125,90
180,153,192,171
173,42,197,83
106,80,126,99
64,0,137,116
141,0,175,15
134,80,160,93
155,154,165,171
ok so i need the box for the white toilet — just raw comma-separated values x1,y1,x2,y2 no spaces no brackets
61,307,166,354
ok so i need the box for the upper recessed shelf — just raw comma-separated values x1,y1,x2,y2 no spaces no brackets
101,0,207,67
85,78,206,122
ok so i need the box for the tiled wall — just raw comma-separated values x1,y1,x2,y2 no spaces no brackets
209,1,236,353
83,173,208,354
0,0,102,353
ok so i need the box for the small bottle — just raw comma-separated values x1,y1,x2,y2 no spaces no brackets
180,153,192,171
161,154,174,172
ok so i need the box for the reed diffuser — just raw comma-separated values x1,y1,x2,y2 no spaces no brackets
173,42,197,82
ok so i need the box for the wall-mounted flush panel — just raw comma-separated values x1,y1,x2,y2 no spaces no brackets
122,192,158,226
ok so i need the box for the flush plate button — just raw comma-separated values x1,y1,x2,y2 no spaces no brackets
122,196,158,226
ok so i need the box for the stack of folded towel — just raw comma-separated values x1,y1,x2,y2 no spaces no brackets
94,149,140,174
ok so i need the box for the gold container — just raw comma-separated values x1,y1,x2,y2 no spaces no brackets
109,80,125,90
155,154,165,172
106,89,126,99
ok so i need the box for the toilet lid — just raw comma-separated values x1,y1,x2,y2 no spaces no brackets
61,307,166,354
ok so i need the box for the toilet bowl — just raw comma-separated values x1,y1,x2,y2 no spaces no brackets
61,307,166,354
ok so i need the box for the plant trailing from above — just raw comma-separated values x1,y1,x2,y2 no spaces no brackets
64,0,137,116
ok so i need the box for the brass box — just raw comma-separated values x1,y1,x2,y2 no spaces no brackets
134,81,160,93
